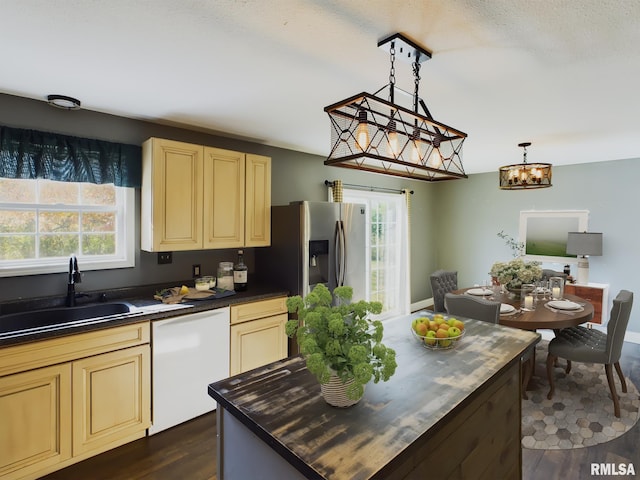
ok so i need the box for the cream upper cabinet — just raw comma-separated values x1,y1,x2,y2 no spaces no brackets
245,154,271,247
141,138,203,251
204,147,245,249
142,138,271,251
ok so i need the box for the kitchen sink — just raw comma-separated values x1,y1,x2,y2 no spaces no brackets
0,302,136,336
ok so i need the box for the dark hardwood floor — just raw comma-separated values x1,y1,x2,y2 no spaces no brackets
41,342,640,480
41,412,217,480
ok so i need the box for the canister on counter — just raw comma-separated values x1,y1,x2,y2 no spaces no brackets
217,262,234,291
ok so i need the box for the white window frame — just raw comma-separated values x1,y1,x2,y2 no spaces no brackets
0,185,135,277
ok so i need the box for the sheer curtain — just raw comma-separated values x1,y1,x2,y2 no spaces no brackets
337,187,410,319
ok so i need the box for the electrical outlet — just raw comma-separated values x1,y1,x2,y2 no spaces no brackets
157,252,172,264
192,264,201,277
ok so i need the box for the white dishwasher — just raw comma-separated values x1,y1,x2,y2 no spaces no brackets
149,307,230,435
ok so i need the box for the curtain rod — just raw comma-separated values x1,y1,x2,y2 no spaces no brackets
324,180,413,195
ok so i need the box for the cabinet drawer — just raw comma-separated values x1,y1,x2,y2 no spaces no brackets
567,285,599,298
230,297,287,325
0,322,150,377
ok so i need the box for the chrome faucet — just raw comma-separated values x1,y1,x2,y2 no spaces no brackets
66,254,82,307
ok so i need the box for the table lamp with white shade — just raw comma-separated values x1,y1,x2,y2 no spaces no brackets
566,232,603,284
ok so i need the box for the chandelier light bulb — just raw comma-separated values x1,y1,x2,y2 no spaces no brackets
411,127,423,163
428,147,443,168
386,119,399,157
355,110,370,151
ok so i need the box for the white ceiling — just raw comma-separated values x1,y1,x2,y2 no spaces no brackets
2,0,640,174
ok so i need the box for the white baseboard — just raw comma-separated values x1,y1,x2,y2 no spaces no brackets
411,298,433,312
623,330,640,345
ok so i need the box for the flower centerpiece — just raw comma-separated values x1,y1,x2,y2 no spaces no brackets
285,284,397,407
490,258,542,293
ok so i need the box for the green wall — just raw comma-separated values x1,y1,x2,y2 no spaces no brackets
433,158,640,333
2,92,636,334
0,93,437,305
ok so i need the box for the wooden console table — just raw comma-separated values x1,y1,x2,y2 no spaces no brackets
564,282,609,324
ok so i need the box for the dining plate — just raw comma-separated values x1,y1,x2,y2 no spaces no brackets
467,288,492,296
500,303,516,314
547,300,582,310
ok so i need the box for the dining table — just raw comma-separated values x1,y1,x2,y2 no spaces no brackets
453,286,595,394
454,286,595,332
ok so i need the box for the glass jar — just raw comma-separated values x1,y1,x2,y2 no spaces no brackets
195,277,210,291
549,276,565,300
521,284,535,310
217,262,234,291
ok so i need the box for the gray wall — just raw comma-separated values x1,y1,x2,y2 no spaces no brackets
0,93,436,304
433,158,640,333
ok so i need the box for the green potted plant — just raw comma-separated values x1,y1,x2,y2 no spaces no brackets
286,284,397,407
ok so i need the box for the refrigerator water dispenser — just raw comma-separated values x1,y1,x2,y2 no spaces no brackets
308,240,329,289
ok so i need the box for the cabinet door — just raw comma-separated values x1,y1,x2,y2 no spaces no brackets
203,147,245,249
72,345,150,457
141,138,203,251
245,154,271,247
0,364,71,479
230,313,288,375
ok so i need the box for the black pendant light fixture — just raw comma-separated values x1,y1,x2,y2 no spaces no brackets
324,33,467,182
499,142,552,190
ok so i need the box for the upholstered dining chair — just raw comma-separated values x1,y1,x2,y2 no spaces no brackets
541,269,567,282
444,293,500,324
430,270,458,312
444,291,534,398
546,290,634,417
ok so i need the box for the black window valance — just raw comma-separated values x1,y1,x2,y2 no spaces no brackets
0,125,141,187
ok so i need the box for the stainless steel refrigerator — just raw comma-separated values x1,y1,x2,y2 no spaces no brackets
256,201,367,302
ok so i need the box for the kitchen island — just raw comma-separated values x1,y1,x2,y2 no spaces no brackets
208,312,540,479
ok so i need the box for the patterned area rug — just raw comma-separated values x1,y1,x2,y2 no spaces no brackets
522,340,640,450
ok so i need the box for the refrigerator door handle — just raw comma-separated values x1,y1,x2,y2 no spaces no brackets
334,221,340,286
337,220,346,286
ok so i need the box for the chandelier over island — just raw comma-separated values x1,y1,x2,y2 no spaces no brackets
324,33,467,182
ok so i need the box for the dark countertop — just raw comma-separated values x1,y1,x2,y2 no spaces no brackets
208,312,540,480
0,283,288,348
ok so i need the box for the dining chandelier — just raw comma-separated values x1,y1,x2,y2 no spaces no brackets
324,33,467,182
499,142,552,190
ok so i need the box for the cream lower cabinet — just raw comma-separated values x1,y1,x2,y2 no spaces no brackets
230,297,288,376
72,344,150,457
0,323,150,480
141,137,271,251
0,364,72,480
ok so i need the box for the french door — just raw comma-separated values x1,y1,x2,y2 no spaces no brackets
342,189,409,319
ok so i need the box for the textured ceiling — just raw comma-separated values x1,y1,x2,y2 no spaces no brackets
2,0,640,174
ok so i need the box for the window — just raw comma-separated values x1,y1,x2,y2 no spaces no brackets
0,178,134,276
342,189,410,319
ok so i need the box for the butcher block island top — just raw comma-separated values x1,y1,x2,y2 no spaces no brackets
208,312,540,480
